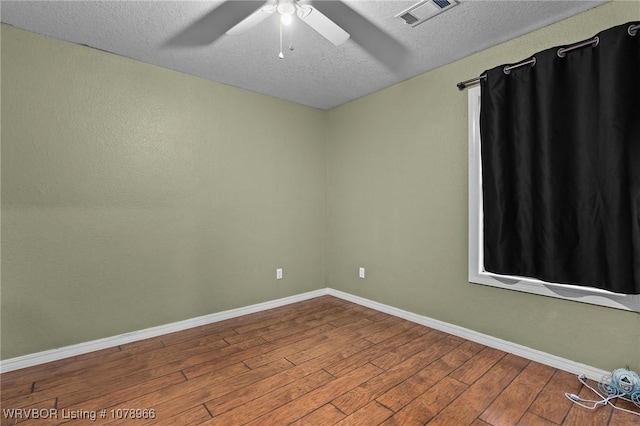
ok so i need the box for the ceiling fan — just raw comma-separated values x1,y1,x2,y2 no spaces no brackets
167,0,407,70
226,0,350,47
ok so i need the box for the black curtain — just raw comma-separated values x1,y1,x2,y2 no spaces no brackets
479,22,640,294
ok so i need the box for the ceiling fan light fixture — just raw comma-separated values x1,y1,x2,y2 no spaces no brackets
277,1,295,16
277,0,295,26
280,12,293,26
227,0,349,48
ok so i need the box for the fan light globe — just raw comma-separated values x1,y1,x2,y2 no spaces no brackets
280,13,293,26
225,0,350,47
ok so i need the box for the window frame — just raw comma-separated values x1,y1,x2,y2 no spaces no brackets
467,85,640,312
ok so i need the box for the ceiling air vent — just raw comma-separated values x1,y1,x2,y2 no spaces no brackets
396,0,458,27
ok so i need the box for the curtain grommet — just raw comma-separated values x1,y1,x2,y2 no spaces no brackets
629,24,639,36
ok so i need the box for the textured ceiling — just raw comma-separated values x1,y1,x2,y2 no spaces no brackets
1,0,608,110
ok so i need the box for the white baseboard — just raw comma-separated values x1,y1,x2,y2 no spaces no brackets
0,289,328,373
1,287,608,382
326,289,609,382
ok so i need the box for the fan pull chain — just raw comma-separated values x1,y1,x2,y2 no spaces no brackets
289,19,294,52
278,20,284,59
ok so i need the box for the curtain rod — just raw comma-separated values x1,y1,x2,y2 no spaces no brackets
457,23,640,91
455,56,535,91
456,74,486,91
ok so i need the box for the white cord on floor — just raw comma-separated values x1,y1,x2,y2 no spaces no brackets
565,374,640,417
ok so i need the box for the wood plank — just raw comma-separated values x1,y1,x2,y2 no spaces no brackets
426,353,530,426
527,369,582,424
184,323,335,378
284,319,400,366
480,361,555,425
159,405,212,425
0,382,34,404
324,312,373,328
183,325,336,379
334,401,393,426
609,399,640,424
121,358,294,424
237,322,358,370
376,339,484,412
448,346,506,385
370,329,449,370
241,316,381,370
243,363,384,425
364,322,419,345
202,370,334,424
289,404,346,425
58,371,188,412
171,339,272,380
324,326,431,377
450,339,488,360
381,376,468,426
332,334,463,415
259,319,333,342
518,412,558,425
204,362,331,416
299,338,373,372
470,419,492,426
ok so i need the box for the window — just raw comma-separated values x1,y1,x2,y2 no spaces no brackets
468,85,640,312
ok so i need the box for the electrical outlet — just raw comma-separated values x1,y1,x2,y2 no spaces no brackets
359,267,365,279
276,268,283,280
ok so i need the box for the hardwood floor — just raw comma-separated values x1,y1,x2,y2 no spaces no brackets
1,295,637,425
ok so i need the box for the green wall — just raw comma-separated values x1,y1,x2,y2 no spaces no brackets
2,1,639,372
327,0,639,372
1,26,327,359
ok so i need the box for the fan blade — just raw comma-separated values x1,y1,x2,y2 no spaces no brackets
298,5,349,46
166,1,266,46
311,1,408,72
227,4,276,35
